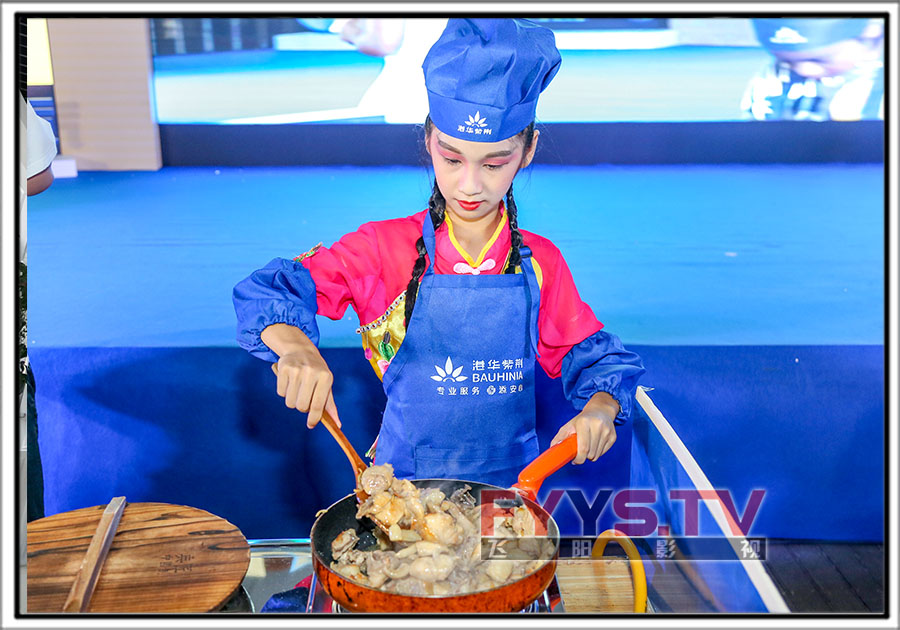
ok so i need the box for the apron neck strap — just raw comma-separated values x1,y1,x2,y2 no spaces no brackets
422,213,437,276
420,212,541,359
519,247,541,359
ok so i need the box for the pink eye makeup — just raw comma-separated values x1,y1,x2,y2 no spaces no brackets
437,150,511,170
433,135,520,172
438,150,460,161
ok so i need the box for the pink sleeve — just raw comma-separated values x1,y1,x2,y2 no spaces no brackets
300,223,385,322
531,240,604,379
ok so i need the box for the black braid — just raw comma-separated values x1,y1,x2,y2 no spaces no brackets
404,179,446,327
504,121,535,273
504,185,524,274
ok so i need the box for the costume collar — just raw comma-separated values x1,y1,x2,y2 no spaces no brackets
435,203,510,275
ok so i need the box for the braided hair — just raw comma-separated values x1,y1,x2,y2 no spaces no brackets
404,118,536,327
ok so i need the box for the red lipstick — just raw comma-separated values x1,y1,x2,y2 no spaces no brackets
457,200,482,211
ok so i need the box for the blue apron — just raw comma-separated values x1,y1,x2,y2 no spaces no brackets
374,215,542,488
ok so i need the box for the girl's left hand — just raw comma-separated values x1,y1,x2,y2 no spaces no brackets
550,392,619,464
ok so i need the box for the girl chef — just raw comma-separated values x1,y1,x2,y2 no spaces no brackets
234,18,645,488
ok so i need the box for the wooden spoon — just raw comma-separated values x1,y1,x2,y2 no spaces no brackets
269,364,392,539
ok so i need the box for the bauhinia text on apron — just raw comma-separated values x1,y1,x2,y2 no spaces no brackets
432,356,526,395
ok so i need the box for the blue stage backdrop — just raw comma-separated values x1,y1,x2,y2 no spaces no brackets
27,162,884,542
29,346,633,539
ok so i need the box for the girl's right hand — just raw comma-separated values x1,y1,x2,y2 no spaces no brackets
262,323,341,430
275,350,341,429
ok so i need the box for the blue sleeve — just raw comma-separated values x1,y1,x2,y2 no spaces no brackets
560,330,645,425
232,257,320,362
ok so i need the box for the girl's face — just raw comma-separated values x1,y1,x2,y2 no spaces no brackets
427,126,539,223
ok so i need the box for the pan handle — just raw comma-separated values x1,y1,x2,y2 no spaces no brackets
511,433,578,502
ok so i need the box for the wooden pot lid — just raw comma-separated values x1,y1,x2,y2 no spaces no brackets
27,502,250,613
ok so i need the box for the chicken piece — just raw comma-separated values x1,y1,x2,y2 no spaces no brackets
449,533,481,568
342,548,368,566
541,538,556,559
516,535,541,556
447,566,478,592
385,561,410,580
510,505,538,537
469,537,484,564
405,495,426,524
464,505,482,529
494,518,518,539
422,512,463,546
495,539,530,561
367,569,389,589
441,500,476,534
388,523,421,542
420,488,446,512
474,572,497,592
415,540,447,556
509,559,530,580
409,553,456,582
359,464,395,496
331,528,359,561
396,540,445,559
387,576,429,596
358,491,407,528
364,550,395,589
484,559,513,583
395,543,419,560
390,478,418,497
331,561,367,584
355,492,380,519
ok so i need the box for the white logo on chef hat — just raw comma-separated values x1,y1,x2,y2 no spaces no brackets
465,111,488,128
431,357,467,382
457,111,492,136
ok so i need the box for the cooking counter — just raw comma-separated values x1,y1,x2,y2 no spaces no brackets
227,539,638,614
24,535,641,614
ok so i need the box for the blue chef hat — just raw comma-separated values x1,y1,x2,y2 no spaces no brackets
422,18,561,142
752,18,871,52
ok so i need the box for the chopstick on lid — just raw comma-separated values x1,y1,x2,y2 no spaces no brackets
62,496,127,613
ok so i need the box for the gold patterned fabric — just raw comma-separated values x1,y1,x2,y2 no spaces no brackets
359,293,407,380
293,242,323,262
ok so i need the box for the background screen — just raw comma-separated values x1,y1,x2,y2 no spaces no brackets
149,17,885,125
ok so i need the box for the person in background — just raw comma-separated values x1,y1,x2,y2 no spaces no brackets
19,93,57,524
298,17,448,123
741,17,884,121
